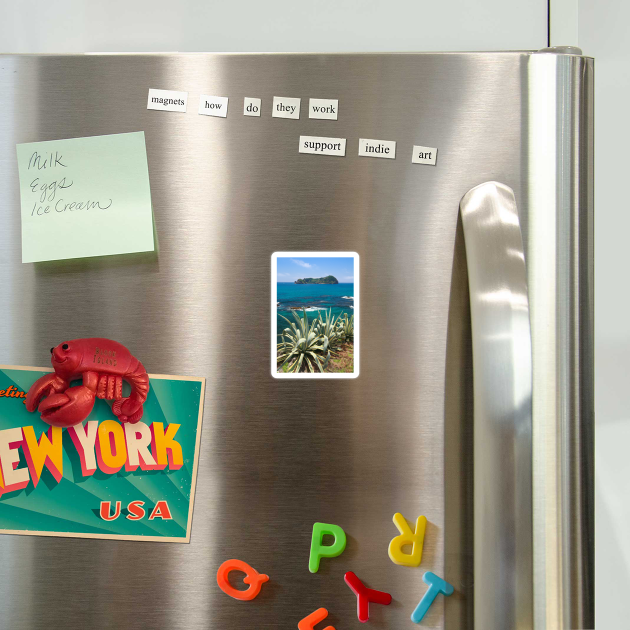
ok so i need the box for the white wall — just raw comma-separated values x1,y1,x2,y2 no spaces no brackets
576,2,629,627
0,0,547,53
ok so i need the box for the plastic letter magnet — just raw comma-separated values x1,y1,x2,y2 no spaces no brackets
298,607,335,630
309,522,347,573
388,512,427,567
344,571,392,622
216,559,269,601
410,571,454,623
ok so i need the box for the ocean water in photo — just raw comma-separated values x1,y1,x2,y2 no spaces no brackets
276,282,354,339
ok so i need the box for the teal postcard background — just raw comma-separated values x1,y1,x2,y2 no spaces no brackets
0,367,204,542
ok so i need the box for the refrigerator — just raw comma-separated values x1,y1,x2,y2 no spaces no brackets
0,50,593,629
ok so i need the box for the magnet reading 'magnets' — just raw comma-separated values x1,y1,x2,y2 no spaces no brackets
25,338,149,428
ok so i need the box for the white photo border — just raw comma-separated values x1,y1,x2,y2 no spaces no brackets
271,251,360,379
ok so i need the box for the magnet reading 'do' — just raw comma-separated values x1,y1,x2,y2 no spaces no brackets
26,338,149,427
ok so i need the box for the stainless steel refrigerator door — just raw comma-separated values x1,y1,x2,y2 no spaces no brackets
0,52,593,629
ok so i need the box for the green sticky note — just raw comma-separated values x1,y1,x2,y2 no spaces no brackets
16,132,155,263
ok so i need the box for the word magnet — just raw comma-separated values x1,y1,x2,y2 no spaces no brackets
272,96,300,119
147,88,187,112
308,98,338,120
216,559,269,601
411,145,438,165
388,512,427,567
244,97,262,116
358,138,396,159
198,95,228,118
299,136,346,157
344,571,392,622
309,522,346,573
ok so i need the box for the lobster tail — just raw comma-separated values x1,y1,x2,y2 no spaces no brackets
126,358,150,403
112,358,150,424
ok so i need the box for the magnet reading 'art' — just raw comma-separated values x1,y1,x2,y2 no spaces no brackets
216,559,269,601
25,338,149,427
309,522,347,573
388,512,427,567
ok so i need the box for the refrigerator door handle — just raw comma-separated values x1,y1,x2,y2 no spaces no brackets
460,181,533,629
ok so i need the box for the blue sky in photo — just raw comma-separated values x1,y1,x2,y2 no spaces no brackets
276,256,355,282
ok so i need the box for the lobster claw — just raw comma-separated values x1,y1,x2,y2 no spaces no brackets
25,373,67,413
37,386,96,428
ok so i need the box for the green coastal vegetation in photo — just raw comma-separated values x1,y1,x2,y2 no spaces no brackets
276,257,355,374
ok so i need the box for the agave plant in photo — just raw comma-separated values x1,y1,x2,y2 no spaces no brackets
337,312,354,343
277,308,331,373
315,309,343,351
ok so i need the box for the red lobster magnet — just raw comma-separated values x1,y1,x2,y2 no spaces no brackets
26,338,149,428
